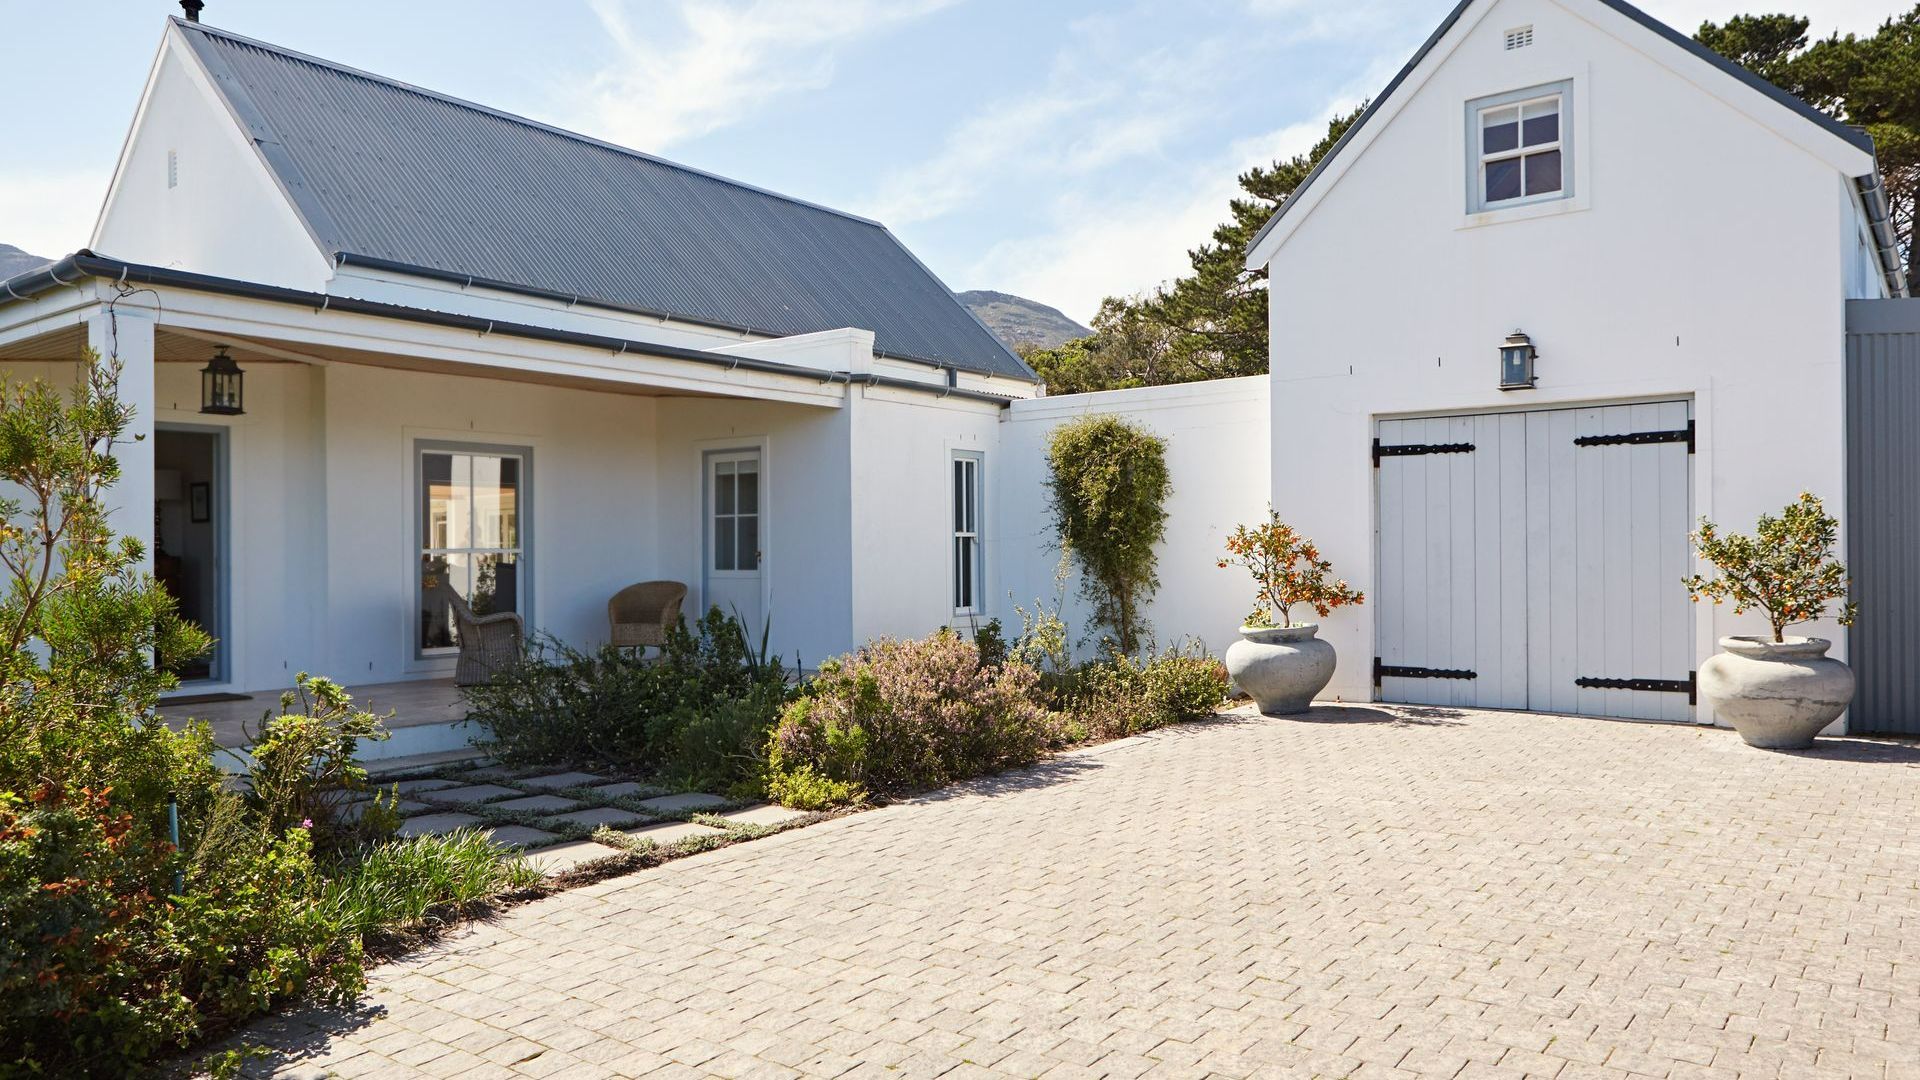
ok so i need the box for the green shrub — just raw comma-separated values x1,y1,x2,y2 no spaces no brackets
245,675,400,852
1054,649,1229,743
322,830,538,951
0,355,530,1074
467,607,790,784
1142,651,1230,724
767,631,1057,806
1045,415,1171,654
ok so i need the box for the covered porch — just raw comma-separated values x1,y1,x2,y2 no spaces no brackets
0,261,879,738
159,677,467,755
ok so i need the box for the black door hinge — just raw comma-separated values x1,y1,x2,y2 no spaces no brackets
1374,657,1478,687
1574,671,1697,705
1372,439,1475,467
1573,419,1694,453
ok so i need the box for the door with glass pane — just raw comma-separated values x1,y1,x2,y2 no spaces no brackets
704,449,763,634
419,446,526,655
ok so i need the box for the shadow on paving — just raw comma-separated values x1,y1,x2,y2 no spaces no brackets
216,1002,385,1079
1280,702,1471,726
1767,735,1920,765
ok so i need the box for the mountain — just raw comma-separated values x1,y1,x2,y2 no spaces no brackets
959,290,1091,354
0,244,52,281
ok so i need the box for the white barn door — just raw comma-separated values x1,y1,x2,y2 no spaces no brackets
1375,401,1694,721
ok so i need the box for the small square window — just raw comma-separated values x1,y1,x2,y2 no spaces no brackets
1467,82,1572,213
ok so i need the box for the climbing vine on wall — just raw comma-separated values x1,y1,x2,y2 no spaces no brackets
1045,415,1170,656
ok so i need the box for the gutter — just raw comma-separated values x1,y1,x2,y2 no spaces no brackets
1855,173,1909,298
0,253,1019,408
328,251,1022,383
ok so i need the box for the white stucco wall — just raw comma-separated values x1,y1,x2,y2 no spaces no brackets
92,31,331,289
653,396,855,668
1258,0,1859,718
996,377,1272,660
846,387,1005,647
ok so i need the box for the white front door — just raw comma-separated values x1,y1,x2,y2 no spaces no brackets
1375,401,1694,721
703,449,764,634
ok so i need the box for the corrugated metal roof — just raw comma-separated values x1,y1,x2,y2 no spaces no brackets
175,19,1035,381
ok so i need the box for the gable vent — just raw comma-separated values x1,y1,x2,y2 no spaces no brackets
1505,25,1534,50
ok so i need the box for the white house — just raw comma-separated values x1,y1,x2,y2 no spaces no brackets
0,15,1037,703
1245,0,1905,726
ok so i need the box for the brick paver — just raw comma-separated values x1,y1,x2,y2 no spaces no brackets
245,705,1920,1078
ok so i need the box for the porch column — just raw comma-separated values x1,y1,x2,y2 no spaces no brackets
85,306,155,569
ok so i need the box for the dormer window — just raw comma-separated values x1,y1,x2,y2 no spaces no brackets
1469,82,1571,212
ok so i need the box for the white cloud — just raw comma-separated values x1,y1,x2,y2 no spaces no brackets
572,0,958,152
0,169,106,260
964,103,1359,324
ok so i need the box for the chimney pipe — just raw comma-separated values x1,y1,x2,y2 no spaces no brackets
180,0,203,22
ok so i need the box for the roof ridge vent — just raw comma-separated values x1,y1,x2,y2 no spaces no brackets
1505,24,1534,50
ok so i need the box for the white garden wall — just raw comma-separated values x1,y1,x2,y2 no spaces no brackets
995,377,1271,661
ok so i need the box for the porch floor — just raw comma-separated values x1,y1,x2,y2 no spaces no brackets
160,678,468,749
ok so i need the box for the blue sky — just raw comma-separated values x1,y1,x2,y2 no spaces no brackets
0,0,1899,321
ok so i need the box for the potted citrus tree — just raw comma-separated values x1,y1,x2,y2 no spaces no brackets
1217,511,1363,714
1685,492,1857,749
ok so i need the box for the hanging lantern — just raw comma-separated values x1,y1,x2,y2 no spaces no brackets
1498,329,1537,391
200,347,244,415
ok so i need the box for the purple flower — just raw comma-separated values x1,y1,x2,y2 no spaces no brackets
299,818,313,829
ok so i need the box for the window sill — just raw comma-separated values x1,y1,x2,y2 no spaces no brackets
1458,195,1587,231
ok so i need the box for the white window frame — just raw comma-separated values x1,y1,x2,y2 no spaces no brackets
1467,80,1573,214
414,440,532,660
952,451,984,615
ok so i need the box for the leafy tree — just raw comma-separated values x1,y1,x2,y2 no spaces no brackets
1697,7,1920,278
1025,106,1365,393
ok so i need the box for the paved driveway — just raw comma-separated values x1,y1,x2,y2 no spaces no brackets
250,705,1920,1079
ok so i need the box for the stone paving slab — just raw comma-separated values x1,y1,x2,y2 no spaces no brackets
636,791,730,813
585,780,663,799
544,806,645,829
392,811,480,838
389,777,458,794
238,705,1920,1079
481,825,557,849
490,794,582,814
516,770,609,790
521,839,620,874
621,820,727,846
722,802,811,827
424,783,522,805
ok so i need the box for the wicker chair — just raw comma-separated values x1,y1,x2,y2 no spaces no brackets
446,590,524,686
609,581,687,655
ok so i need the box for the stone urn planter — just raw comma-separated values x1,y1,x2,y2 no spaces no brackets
1698,636,1855,749
1224,623,1336,715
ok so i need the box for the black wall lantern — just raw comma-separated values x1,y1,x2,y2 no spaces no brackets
200,347,245,415
1498,329,1537,391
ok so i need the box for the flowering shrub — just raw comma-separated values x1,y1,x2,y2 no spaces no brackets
766,631,1058,806
1218,510,1364,628
1683,492,1857,642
